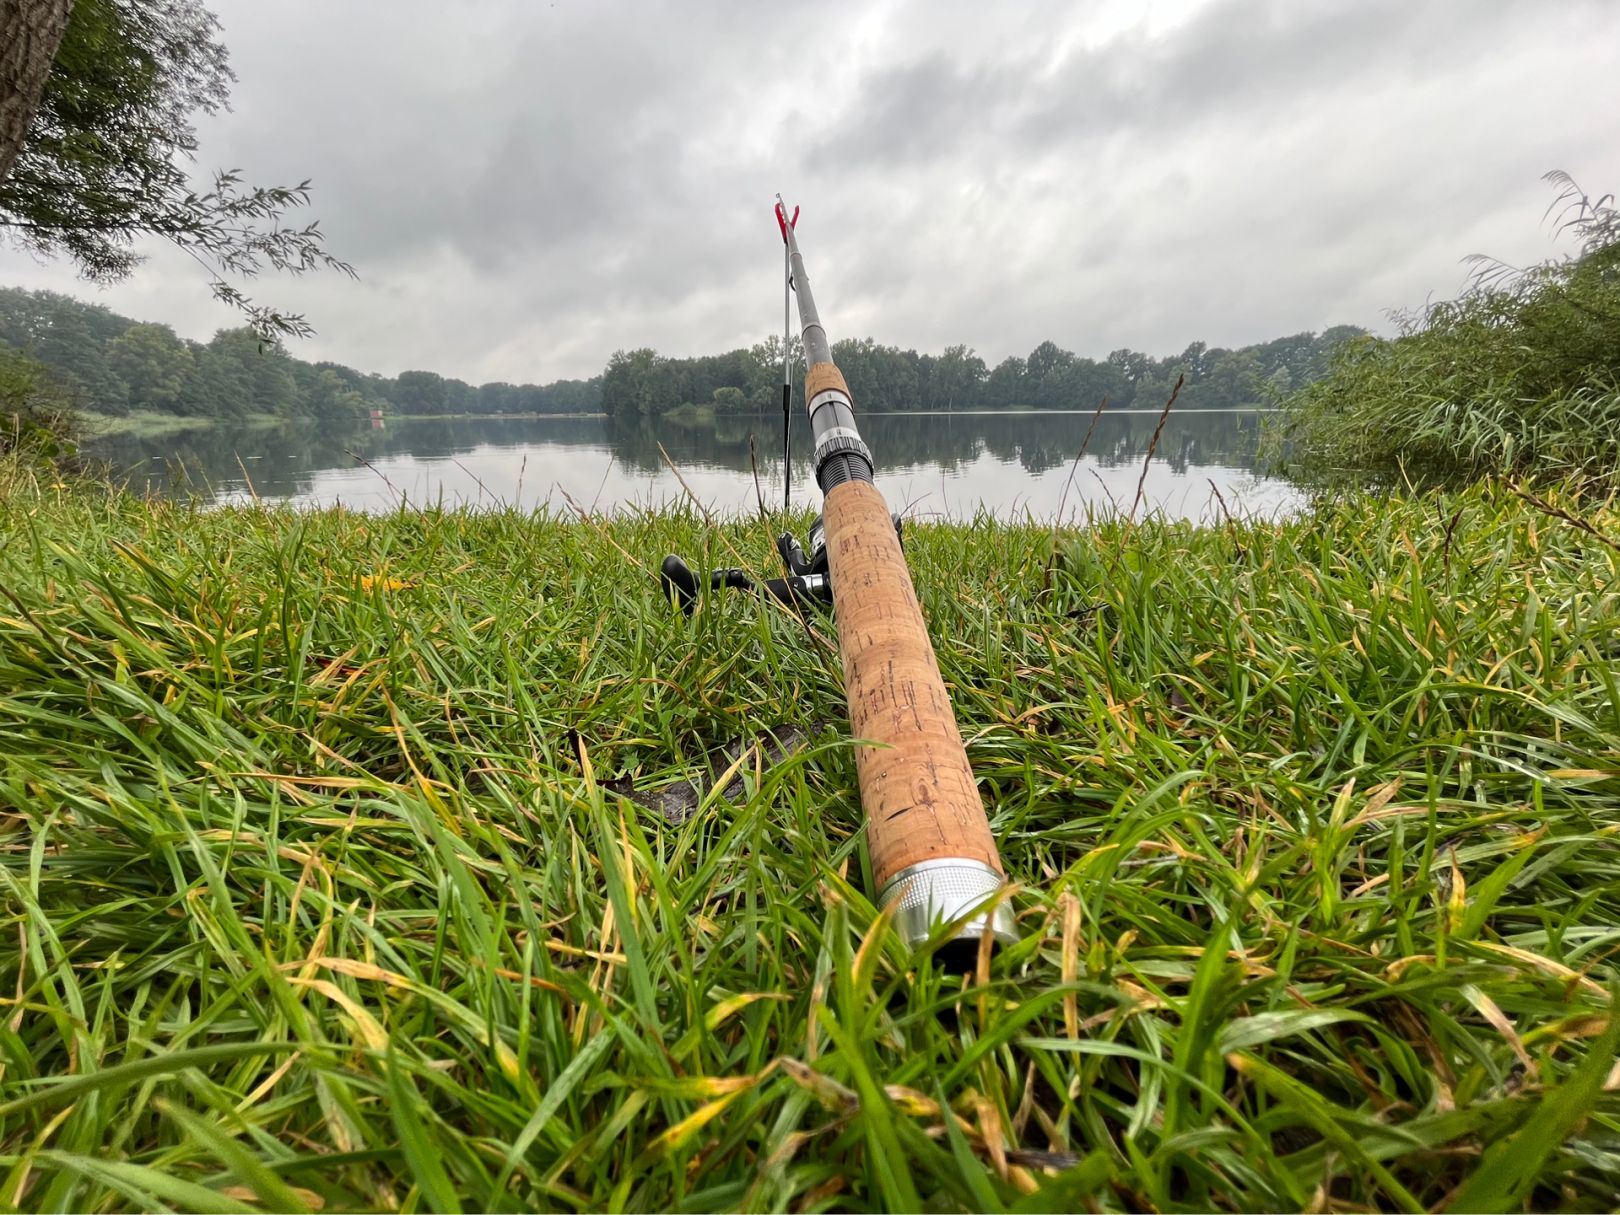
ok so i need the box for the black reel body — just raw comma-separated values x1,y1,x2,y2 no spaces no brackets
659,513,901,615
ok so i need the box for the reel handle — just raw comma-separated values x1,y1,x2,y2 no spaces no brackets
658,554,826,615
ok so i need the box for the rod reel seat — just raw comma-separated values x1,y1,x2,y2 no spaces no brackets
657,513,901,615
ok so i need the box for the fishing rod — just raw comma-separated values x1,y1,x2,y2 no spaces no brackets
661,199,1015,958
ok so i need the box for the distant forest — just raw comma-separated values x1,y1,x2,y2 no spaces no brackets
0,286,1364,421
603,324,1366,417
0,288,602,421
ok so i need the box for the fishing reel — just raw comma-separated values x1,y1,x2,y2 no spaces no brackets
659,513,902,615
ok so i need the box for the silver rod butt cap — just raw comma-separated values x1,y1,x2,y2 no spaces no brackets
880,859,1017,951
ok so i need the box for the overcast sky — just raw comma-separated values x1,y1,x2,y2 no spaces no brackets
3,0,1618,385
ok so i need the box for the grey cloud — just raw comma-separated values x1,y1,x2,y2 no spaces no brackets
815,0,1575,172
2,0,1617,385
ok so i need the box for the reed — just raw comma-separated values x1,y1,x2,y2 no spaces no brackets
1268,174,1620,491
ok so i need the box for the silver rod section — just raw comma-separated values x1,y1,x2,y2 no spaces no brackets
777,198,872,490
781,213,832,366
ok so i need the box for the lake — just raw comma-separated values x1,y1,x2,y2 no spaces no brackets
87,408,1299,522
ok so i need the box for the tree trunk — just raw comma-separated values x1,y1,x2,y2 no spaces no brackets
0,0,74,188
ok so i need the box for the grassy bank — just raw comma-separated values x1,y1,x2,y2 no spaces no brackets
1,477,1618,1211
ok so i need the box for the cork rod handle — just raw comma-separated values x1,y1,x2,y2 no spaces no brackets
822,478,1003,886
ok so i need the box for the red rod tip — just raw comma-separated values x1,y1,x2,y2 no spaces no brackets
774,202,800,243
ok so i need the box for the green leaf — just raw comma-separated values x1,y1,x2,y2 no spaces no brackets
386,1053,463,1214
0,1043,300,1121
1450,1000,1620,1213
1218,1008,1375,1052
156,1100,311,1214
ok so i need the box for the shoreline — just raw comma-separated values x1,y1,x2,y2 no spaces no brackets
80,404,1281,438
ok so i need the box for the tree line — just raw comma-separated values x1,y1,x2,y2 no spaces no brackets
602,326,1366,417
0,287,602,421
1,283,1365,424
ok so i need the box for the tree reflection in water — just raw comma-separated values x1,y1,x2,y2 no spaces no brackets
88,408,1297,521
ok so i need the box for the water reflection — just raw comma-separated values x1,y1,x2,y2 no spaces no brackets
89,409,1298,521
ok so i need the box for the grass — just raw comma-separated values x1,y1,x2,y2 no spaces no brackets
0,471,1618,1211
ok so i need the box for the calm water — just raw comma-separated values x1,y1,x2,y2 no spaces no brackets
88,409,1299,522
